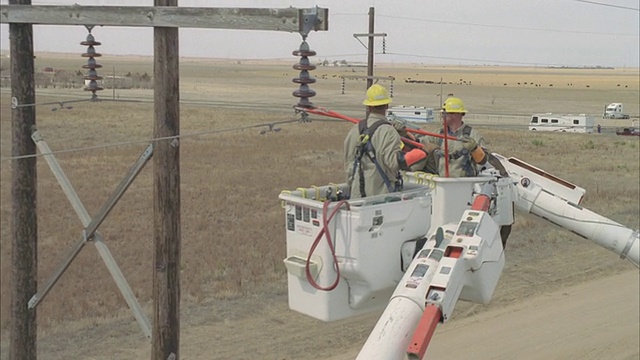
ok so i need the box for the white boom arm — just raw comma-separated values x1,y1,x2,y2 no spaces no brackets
358,183,504,360
357,156,638,359
496,154,639,267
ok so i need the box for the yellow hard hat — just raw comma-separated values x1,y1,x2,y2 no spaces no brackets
363,84,392,106
442,97,467,113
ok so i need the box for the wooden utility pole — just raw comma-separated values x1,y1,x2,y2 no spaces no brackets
2,5,327,359
9,0,38,358
366,6,375,90
152,0,180,358
354,7,386,92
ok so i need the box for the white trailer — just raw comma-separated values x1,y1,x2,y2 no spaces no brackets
387,105,435,123
529,113,595,133
603,103,630,119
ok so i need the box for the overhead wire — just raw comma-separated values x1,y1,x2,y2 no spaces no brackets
378,51,579,67
328,6,638,67
0,97,149,110
0,3,632,160
0,116,305,162
299,49,603,67
0,92,318,113
565,0,640,11
1,5,634,68
377,14,638,37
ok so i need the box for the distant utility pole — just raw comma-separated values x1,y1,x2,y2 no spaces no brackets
367,7,374,90
353,7,387,91
112,65,115,100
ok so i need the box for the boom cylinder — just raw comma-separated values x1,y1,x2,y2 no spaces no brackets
498,154,640,267
528,190,639,267
357,256,440,360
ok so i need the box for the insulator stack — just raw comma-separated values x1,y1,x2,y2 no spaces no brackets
292,41,317,108
81,32,103,98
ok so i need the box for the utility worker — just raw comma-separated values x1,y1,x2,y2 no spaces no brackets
421,97,489,177
344,84,429,198
422,97,512,247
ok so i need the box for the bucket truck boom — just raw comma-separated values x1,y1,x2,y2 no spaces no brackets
279,155,638,359
495,154,639,266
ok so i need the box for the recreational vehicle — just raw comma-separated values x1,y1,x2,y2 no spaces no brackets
386,105,435,123
529,113,595,133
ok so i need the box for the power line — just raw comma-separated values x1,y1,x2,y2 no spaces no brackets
314,51,593,67
0,96,148,110
378,14,638,37
0,114,347,162
0,117,304,162
379,52,583,67
566,0,640,11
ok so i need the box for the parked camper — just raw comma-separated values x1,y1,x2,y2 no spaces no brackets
386,105,434,123
529,113,595,133
603,103,629,119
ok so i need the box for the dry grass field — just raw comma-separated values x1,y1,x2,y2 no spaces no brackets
0,53,638,359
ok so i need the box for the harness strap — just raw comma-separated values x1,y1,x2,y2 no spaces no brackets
352,119,399,197
437,125,477,176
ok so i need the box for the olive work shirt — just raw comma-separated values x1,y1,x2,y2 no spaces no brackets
344,113,404,198
421,123,486,178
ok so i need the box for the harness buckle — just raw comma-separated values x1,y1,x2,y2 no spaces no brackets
358,133,370,145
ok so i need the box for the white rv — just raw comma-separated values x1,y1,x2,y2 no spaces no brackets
603,103,629,119
386,105,435,123
529,113,595,133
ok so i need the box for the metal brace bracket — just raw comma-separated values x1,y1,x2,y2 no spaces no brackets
299,6,328,38
28,129,154,338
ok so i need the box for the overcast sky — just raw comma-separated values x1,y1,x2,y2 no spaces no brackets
1,0,639,67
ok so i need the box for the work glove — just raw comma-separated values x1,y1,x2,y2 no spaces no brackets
460,136,488,164
399,148,428,170
459,136,478,152
422,142,440,154
390,118,409,138
405,148,428,166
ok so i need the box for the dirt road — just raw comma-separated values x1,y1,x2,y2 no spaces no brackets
17,269,637,360
327,269,639,360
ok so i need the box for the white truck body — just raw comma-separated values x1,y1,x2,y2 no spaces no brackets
529,113,595,133
604,103,630,119
387,105,435,123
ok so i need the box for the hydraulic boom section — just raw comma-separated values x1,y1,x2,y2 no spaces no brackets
358,182,506,360
495,154,639,268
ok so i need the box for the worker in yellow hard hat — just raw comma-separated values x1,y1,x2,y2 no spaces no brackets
415,96,511,249
344,84,430,198
420,97,490,177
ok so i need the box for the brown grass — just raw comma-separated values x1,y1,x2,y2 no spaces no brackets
0,54,638,341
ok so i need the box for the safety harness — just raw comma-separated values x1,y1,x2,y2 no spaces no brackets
436,124,477,177
350,119,402,198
